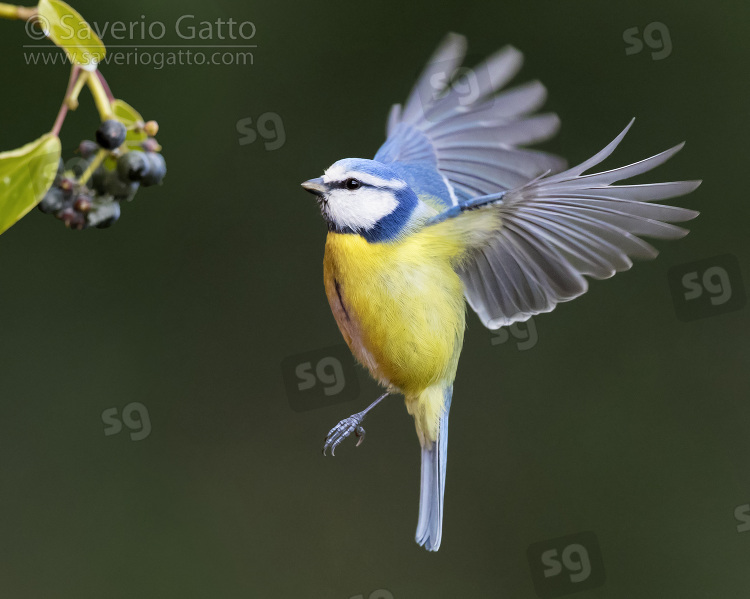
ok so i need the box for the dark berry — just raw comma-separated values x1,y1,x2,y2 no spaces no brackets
78,140,99,158
91,166,107,194
53,159,65,186
91,202,121,229
117,151,150,182
95,119,127,150
140,153,167,187
105,169,139,201
38,187,66,214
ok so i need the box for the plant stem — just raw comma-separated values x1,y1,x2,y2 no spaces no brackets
50,65,81,137
50,102,69,138
79,149,106,186
66,70,88,109
0,3,36,21
86,71,114,120
95,71,115,102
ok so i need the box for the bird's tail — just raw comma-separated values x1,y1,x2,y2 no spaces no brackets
408,384,452,552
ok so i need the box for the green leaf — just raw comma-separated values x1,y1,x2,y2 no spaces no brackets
111,99,144,126
37,0,105,67
111,99,148,148
0,134,61,235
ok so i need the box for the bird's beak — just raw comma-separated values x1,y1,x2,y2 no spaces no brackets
301,177,327,196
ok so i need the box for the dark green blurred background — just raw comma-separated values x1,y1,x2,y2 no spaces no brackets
0,0,748,597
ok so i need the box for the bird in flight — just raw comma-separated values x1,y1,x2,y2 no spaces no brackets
301,33,700,551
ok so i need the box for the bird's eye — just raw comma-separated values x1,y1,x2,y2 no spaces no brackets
344,178,361,190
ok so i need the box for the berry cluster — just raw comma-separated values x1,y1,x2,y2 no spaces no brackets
38,118,166,229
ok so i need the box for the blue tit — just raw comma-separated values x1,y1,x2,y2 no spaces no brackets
301,33,700,552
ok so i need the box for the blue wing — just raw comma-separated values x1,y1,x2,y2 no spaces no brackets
436,121,701,328
374,33,566,209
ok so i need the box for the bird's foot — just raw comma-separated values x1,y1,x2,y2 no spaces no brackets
323,411,366,456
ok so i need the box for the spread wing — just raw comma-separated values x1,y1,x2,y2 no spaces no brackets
374,33,566,208
441,120,701,329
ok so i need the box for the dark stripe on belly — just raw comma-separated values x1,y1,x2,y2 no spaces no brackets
334,279,350,321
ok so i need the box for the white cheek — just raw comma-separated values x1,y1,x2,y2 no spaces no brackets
325,188,398,230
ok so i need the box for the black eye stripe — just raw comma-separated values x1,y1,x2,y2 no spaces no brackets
329,178,365,190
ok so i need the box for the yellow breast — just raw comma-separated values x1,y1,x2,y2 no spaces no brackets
323,227,468,397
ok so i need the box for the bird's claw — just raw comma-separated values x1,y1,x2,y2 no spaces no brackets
354,425,365,447
323,413,366,456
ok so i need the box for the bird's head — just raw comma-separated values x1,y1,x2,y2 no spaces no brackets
302,158,426,242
